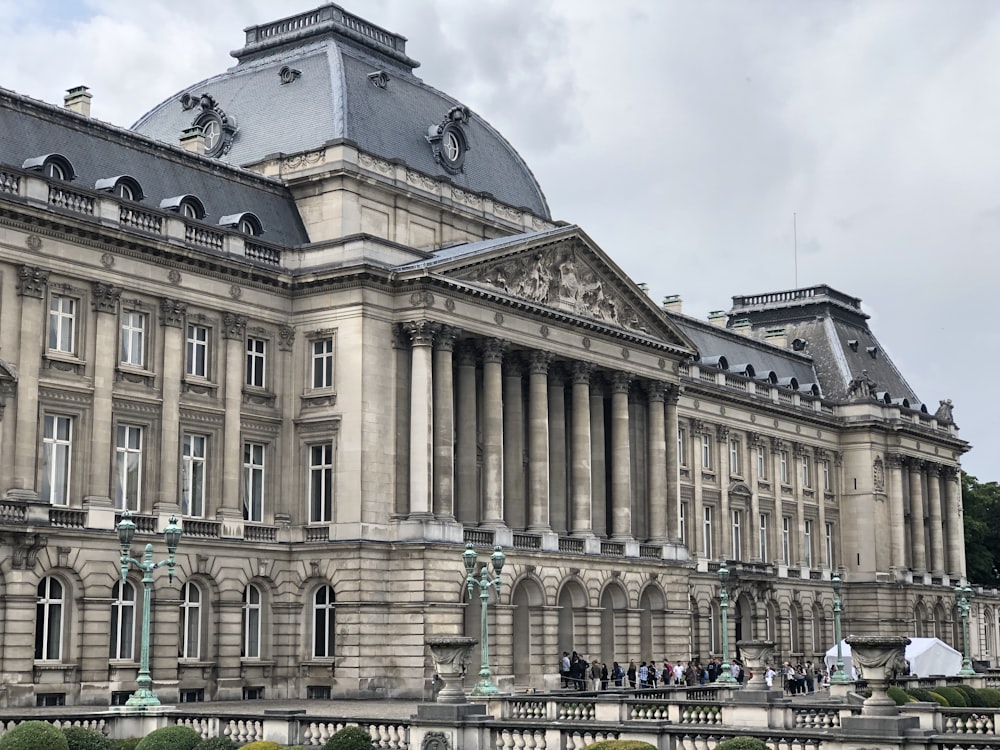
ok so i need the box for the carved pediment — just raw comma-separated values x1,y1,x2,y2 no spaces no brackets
451,241,655,334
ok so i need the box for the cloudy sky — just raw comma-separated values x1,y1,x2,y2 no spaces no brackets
1,0,997,478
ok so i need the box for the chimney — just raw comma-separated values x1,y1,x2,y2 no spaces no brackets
708,310,727,328
180,126,206,155
662,295,682,314
731,318,752,336
637,282,650,295
764,327,787,348
64,86,92,117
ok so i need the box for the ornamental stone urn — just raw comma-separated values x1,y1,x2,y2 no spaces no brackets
426,637,477,704
845,635,909,716
737,639,774,691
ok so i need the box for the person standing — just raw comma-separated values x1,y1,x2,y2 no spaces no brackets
627,659,637,689
560,651,571,688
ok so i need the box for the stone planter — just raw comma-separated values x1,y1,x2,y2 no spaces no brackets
426,637,477,704
845,635,909,716
737,640,774,690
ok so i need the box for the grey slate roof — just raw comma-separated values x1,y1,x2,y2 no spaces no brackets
131,6,550,219
0,89,309,248
393,227,572,271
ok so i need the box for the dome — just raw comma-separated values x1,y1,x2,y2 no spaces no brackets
130,4,550,219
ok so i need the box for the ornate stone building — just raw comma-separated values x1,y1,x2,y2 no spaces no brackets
0,5,989,707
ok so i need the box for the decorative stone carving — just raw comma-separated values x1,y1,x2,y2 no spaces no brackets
934,399,954,423
404,320,439,347
222,313,248,340
845,635,909,716
278,325,295,352
421,731,451,750
358,152,394,177
11,532,47,569
453,245,653,333
426,636,476,704
435,326,459,351
873,456,885,492
91,282,122,314
737,640,774,691
715,424,730,444
282,150,325,170
159,298,186,327
846,369,878,401
480,338,506,364
17,265,48,298
528,351,552,375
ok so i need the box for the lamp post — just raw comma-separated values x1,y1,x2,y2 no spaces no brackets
116,509,182,708
463,543,505,695
716,561,737,684
955,583,976,676
830,572,851,683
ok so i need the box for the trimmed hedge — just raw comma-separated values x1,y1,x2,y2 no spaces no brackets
196,739,239,750
111,740,141,750
238,743,284,750
584,743,657,750
952,684,987,707
134,726,201,750
979,687,1000,707
887,685,915,705
322,727,375,750
63,728,114,750
0,721,70,750
934,686,968,707
715,739,770,750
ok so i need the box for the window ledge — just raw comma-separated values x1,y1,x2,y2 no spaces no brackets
301,389,337,408
115,366,155,387
43,352,85,375
243,387,276,407
182,376,218,396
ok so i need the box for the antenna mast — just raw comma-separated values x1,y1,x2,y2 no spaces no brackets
793,212,798,288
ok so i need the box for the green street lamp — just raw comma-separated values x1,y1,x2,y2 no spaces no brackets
116,510,182,708
716,561,737,684
955,583,976,676
830,572,851,683
463,543,506,695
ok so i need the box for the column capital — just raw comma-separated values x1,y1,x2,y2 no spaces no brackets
941,465,960,480
404,320,440,347
17,265,49,298
690,417,706,434
792,442,808,458
886,452,904,469
159,298,187,328
480,337,507,364
769,436,783,451
571,362,594,385
611,371,632,394
833,450,844,467
715,423,730,444
748,431,764,448
435,325,460,351
528,350,553,375
91,281,122,314
503,354,524,378
905,456,926,471
278,324,295,352
664,383,681,405
814,447,828,461
456,340,478,366
644,380,666,402
548,362,567,387
222,312,248,340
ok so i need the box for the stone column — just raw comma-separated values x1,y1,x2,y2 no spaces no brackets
646,381,667,542
770,437,784,564
589,376,607,537
433,327,458,519
926,464,945,575
548,367,568,534
9,266,48,500
664,385,680,542
502,356,525,529
887,453,907,570
717,425,732,558
455,343,478,524
570,363,593,536
86,282,121,506
748,433,763,562
481,339,506,527
406,321,437,518
944,467,966,577
157,299,185,513
610,372,633,540
219,313,248,534
527,352,552,531
908,459,926,571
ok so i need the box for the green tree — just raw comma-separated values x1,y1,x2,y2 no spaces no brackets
962,472,1000,587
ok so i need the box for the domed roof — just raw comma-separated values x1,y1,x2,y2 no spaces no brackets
130,4,550,219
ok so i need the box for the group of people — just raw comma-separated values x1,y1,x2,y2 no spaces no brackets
559,652,757,691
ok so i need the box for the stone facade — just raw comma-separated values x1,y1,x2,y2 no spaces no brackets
0,4,993,709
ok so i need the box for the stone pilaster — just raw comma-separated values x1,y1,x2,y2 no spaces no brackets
887,453,907,570
86,282,121,507
717,424,731,558
907,458,926,571
770,437,784,564
925,463,944,575
664,385,680,542
748,432,763,562
944,466,965,577
157,298,186,513
454,343,478,524
220,313,247,535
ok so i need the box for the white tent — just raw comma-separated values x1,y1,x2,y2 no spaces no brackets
824,637,962,678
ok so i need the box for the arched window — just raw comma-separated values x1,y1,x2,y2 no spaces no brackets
22,153,76,181
242,584,262,659
95,176,144,202
219,212,263,237
180,582,202,660
160,195,206,220
35,577,64,660
110,580,136,660
313,584,335,659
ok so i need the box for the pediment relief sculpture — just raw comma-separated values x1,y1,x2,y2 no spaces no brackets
454,245,652,333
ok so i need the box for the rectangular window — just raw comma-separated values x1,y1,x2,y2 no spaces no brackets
801,456,811,487
758,513,768,561
114,424,143,511
823,460,831,491
181,434,206,517
185,324,209,378
679,501,687,545
702,505,713,558
310,443,334,523
42,415,72,505
120,311,146,368
804,519,813,567
312,338,334,389
48,295,76,354
782,516,791,564
825,521,834,568
729,439,741,475
677,427,687,467
756,445,767,479
779,451,789,484
701,434,712,470
243,442,265,523
246,337,266,389
732,509,742,560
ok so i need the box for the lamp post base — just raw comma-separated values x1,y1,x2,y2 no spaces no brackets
470,672,500,696
125,688,162,708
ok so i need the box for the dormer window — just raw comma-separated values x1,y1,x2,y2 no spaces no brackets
22,153,76,181
219,212,263,236
160,195,207,220
95,176,144,202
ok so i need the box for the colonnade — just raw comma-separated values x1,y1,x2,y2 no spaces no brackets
887,454,965,577
400,321,681,541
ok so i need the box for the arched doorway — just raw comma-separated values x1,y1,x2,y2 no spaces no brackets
733,593,754,647
558,579,589,656
638,584,666,660
510,576,546,687
600,582,629,664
